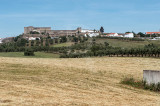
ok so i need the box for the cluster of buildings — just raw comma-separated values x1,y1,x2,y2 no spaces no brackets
2,26,160,43
102,32,134,38
23,26,135,40
24,26,99,38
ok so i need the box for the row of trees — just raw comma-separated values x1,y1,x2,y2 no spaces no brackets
137,32,159,37
60,43,160,58
0,34,90,52
26,35,89,47
0,34,90,53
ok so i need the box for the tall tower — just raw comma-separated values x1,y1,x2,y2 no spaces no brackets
77,27,82,33
24,26,34,34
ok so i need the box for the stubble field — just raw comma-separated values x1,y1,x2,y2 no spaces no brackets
0,57,160,106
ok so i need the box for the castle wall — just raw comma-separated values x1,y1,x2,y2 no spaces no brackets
24,26,51,34
24,26,99,37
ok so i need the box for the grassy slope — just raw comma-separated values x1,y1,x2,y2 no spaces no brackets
95,38,160,49
0,57,160,105
0,52,60,58
52,42,74,47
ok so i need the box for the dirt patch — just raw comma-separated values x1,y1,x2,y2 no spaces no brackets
0,99,12,103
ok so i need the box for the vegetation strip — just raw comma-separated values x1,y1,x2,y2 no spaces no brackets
121,77,160,92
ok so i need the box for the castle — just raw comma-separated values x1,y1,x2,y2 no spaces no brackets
24,26,99,37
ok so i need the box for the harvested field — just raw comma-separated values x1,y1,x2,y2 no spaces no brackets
0,57,160,105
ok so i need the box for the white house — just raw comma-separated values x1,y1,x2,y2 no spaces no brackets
124,33,134,38
81,29,99,33
0,38,2,43
81,29,99,37
86,33,99,37
26,37,40,40
106,33,120,37
51,36,59,39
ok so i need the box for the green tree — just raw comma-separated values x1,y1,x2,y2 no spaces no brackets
137,32,145,37
17,38,28,47
91,44,100,56
24,48,35,56
100,26,104,34
73,37,78,43
60,36,67,43
104,42,109,47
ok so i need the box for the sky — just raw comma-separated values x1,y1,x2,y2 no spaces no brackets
0,0,160,38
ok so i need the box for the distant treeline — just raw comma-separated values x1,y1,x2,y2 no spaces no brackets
0,35,88,53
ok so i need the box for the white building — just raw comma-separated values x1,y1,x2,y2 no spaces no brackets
0,38,2,43
81,29,99,37
108,33,118,37
106,33,122,37
102,32,134,38
124,33,134,38
85,33,99,37
26,37,40,41
81,29,95,33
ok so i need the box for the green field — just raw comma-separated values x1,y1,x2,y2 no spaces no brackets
52,42,74,47
95,38,160,49
0,52,60,58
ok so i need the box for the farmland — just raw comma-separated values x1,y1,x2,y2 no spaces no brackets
0,57,160,105
52,42,74,47
95,38,160,49
0,52,60,58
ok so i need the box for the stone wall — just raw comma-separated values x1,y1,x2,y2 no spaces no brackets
24,26,51,34
22,34,46,38
143,70,160,85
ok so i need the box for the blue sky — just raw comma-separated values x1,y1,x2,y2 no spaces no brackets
0,0,160,37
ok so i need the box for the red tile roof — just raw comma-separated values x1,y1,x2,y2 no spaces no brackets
125,33,132,34
146,32,160,34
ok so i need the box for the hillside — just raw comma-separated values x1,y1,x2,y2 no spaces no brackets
0,57,160,105
95,38,160,49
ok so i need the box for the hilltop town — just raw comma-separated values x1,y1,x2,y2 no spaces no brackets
22,26,135,40
2,26,160,44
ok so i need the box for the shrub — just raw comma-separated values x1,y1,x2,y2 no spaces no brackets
121,77,143,88
121,77,160,92
24,48,35,56
60,54,68,58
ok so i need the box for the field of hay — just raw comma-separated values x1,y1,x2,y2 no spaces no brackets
0,57,160,105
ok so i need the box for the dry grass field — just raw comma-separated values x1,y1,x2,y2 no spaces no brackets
0,57,160,106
